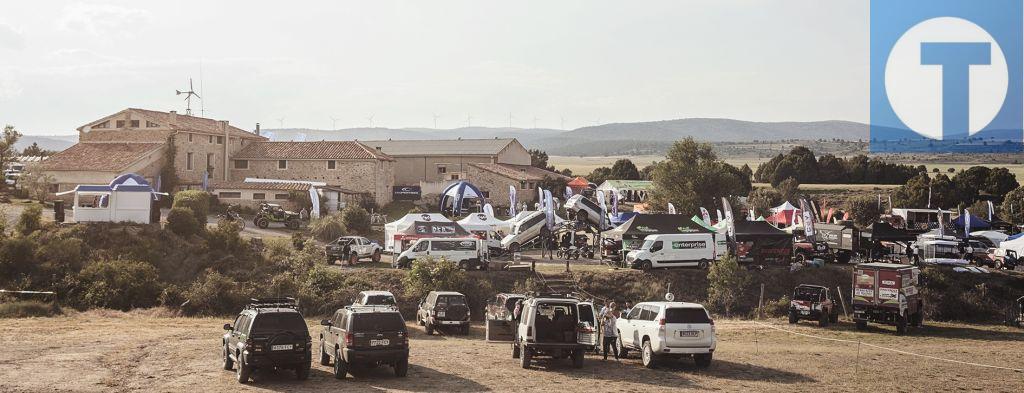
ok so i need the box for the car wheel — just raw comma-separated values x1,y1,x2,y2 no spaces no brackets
819,311,829,327
222,345,234,370
855,320,867,330
571,349,584,368
319,340,331,366
641,340,657,369
372,250,381,263
256,218,269,229
895,316,907,335
236,355,251,383
698,259,709,269
348,253,358,265
394,357,409,377
520,345,532,369
425,322,434,335
508,242,520,253
333,349,348,379
512,342,521,359
617,335,629,358
295,364,310,380
694,353,713,369
641,261,653,271
788,310,798,324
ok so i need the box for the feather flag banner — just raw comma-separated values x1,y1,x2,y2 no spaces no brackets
700,207,711,224
508,185,517,217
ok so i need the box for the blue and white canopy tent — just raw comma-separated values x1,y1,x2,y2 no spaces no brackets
439,181,486,216
55,173,167,224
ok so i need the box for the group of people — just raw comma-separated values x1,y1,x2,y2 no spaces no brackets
597,300,633,361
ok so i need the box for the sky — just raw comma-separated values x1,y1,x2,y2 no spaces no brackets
0,0,868,135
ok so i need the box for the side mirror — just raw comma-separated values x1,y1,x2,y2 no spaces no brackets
223,323,232,331
619,312,628,319
320,319,332,326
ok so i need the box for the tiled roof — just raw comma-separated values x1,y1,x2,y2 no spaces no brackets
363,138,516,156
211,181,312,191
128,108,265,140
469,163,570,182
232,141,393,161
38,142,164,171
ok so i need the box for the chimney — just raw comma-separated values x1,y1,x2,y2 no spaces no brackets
169,110,177,124
255,123,261,136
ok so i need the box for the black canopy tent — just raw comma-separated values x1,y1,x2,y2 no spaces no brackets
864,222,918,242
603,214,714,259
733,221,792,264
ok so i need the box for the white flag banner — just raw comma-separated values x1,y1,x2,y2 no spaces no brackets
597,190,608,224
508,185,517,217
721,197,735,239
700,207,711,224
964,209,972,235
308,187,321,219
937,208,945,238
565,186,573,199
800,198,815,240
544,189,555,230
483,203,495,217
667,203,676,214
716,209,723,223
987,201,995,221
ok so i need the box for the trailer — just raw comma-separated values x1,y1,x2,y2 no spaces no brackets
815,222,860,263
851,263,924,335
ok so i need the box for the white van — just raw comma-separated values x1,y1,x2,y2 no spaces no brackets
616,301,716,369
626,233,716,270
500,211,550,252
393,237,488,270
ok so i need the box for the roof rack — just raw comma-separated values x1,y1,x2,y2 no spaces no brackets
345,304,399,312
528,292,580,300
247,297,298,310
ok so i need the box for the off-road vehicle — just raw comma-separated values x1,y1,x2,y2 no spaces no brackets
353,290,397,308
318,305,410,379
512,293,595,369
254,203,302,229
788,284,840,327
485,293,525,341
222,297,312,384
416,291,470,335
852,263,924,335
326,236,383,265
616,300,715,369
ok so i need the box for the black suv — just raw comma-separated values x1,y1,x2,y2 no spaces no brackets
222,297,312,384
416,291,470,335
318,305,410,379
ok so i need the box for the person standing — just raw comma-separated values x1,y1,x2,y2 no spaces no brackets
601,302,619,360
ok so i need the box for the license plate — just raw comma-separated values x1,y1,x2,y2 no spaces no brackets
677,330,699,338
437,311,445,317
800,310,810,315
369,339,390,347
271,344,293,351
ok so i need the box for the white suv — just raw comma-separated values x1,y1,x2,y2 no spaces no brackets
616,301,716,369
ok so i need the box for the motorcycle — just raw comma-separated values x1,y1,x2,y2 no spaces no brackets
217,207,245,231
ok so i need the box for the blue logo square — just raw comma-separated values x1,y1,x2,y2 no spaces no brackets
870,0,1023,153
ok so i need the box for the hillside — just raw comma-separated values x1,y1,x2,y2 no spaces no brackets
263,118,868,156
15,135,77,153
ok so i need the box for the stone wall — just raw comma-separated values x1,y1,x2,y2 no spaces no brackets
230,158,394,206
463,165,537,209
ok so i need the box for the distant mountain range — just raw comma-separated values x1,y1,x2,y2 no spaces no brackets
265,118,869,156
16,135,78,153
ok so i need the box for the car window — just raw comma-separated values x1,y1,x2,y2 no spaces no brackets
431,240,477,251
236,315,251,334
250,312,307,335
504,296,523,313
627,306,642,319
579,197,600,212
437,295,466,306
639,306,657,321
413,241,429,252
794,287,820,301
578,304,595,324
332,310,343,325
664,308,711,324
233,314,245,330
650,241,663,252
365,295,395,305
351,313,405,332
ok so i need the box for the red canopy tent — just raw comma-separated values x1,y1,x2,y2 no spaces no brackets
567,176,590,193
766,208,802,226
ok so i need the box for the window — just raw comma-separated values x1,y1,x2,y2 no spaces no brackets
116,120,126,128
218,192,241,199
130,120,140,128
188,133,193,143
217,136,224,144
49,184,60,193
430,240,477,252
650,241,663,252
250,313,307,335
480,190,490,198
186,152,194,170
639,306,657,321
233,160,248,169
665,308,711,324
206,153,215,174
351,313,405,332
327,160,336,170
146,121,159,128
278,160,287,169
437,166,447,174
253,193,266,200
93,121,109,129
274,193,289,200
627,306,642,320
450,174,460,180
413,241,429,252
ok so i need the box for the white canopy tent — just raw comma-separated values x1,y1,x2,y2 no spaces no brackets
999,235,1024,256
457,212,512,234
771,201,798,213
971,230,1008,246
383,213,469,252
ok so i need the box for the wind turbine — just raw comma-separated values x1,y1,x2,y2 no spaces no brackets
366,115,375,128
175,78,201,116
432,114,440,129
466,114,473,128
330,116,339,130
508,112,513,128
532,116,539,129
276,118,284,128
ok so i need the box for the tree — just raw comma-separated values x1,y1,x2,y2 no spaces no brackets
769,146,818,186
775,177,800,203
892,173,931,208
984,167,1018,198
816,154,846,183
341,205,371,235
0,125,22,179
21,142,53,157
648,138,751,215
172,190,210,229
747,188,783,218
528,149,554,171
706,255,749,317
15,204,42,236
1000,185,1024,224
586,167,613,186
166,208,200,237
845,195,882,227
17,167,55,201
158,135,179,195
609,159,640,180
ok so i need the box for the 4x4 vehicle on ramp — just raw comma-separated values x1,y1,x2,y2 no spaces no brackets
222,297,312,384
318,305,410,379
512,293,595,369
326,236,383,265
789,284,840,327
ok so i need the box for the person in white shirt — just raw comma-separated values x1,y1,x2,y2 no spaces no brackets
600,302,619,360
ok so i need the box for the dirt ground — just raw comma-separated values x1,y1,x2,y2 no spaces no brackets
1,310,1022,392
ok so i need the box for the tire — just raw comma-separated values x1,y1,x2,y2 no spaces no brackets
617,336,630,358
256,218,269,229
512,342,521,359
571,349,584,368
425,322,434,335
348,253,359,265
286,219,300,229
855,320,867,331
641,340,657,369
694,353,713,369
819,311,830,327
508,242,521,253
295,364,310,380
222,345,234,370
397,257,409,269
896,316,907,335
520,345,532,369
788,310,798,324
372,250,381,263
333,349,348,379
394,357,409,377
319,340,331,366
641,260,653,271
235,355,251,384
698,259,709,269
829,309,839,324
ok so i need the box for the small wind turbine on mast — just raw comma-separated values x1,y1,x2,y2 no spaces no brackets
176,78,200,116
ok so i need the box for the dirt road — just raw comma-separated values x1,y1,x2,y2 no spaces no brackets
1,310,1022,392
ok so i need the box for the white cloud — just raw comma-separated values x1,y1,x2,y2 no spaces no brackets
0,23,25,50
0,71,23,100
56,2,151,37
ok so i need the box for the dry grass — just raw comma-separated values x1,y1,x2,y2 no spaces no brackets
0,311,1020,392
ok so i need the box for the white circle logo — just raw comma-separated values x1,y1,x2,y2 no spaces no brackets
885,17,1007,140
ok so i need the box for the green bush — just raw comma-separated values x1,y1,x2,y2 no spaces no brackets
0,236,39,284
77,259,161,310
205,220,245,254
172,190,210,225
0,300,60,318
402,258,466,299
182,270,248,316
707,256,750,317
341,205,371,235
15,204,42,236
166,207,200,236
309,214,346,242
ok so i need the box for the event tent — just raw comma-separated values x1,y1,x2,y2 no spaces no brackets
971,230,1009,246
953,213,991,231
55,173,166,224
384,213,470,252
457,212,511,234
567,177,590,193
734,221,793,264
438,181,485,215
604,213,712,250
999,235,1024,255
766,209,801,226
770,201,798,213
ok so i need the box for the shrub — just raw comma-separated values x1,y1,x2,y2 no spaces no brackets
172,190,210,225
309,214,346,242
15,204,42,236
206,220,245,254
402,258,466,299
0,236,39,284
166,207,200,236
0,300,60,318
77,259,162,310
182,270,247,316
707,256,750,317
341,205,371,235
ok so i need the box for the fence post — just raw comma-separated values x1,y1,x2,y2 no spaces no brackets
836,285,849,320
757,283,765,320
